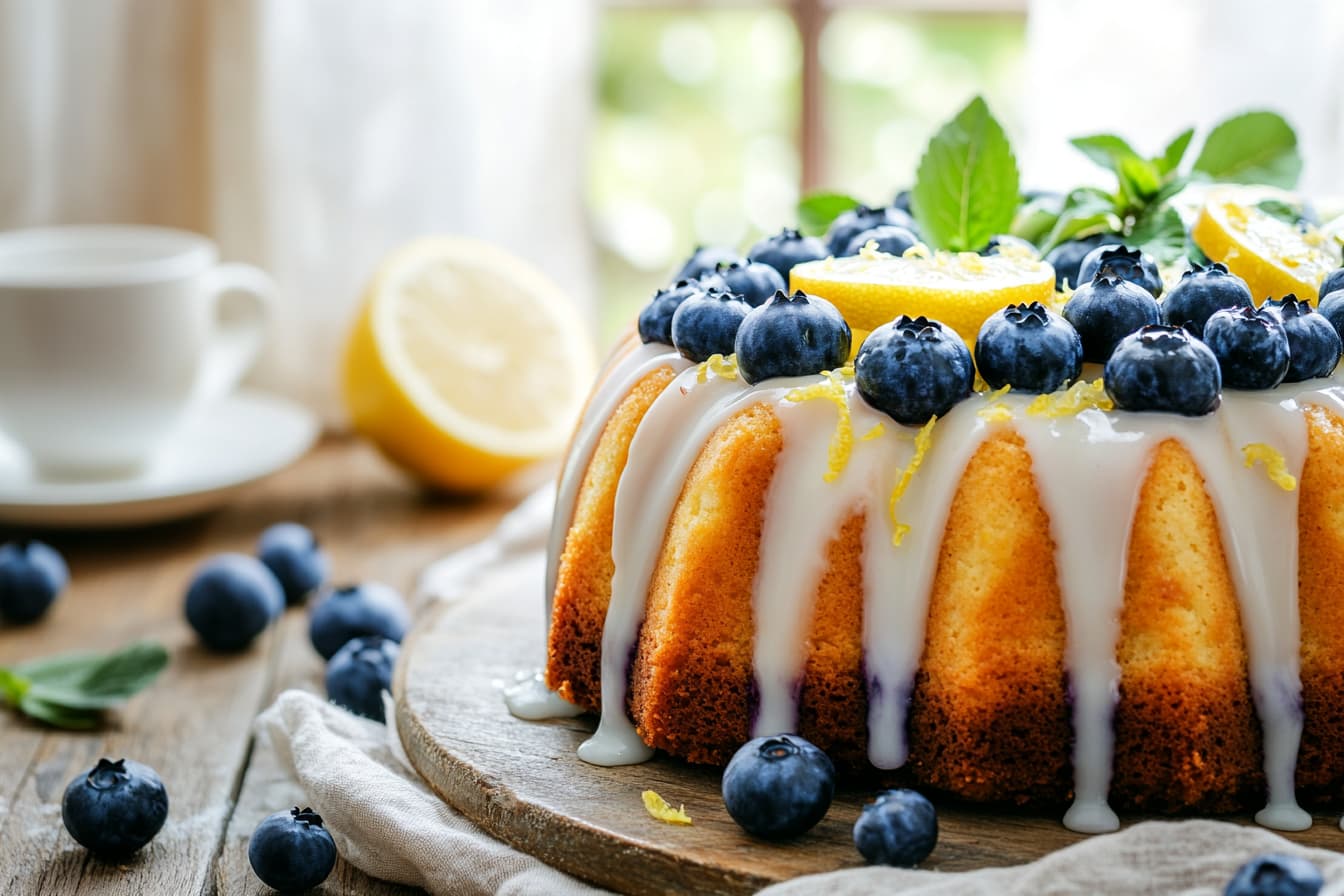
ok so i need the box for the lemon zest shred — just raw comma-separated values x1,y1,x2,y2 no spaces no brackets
1242,443,1298,491
642,790,692,826
888,416,937,546
695,353,739,384
977,384,1013,422
860,422,886,442
1026,378,1113,418
859,240,886,261
785,370,853,482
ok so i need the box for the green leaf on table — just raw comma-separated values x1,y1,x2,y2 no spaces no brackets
19,695,101,729
911,95,1020,252
797,192,860,237
1155,128,1195,176
1129,204,1188,264
2,640,169,727
0,667,28,704
1193,111,1302,188
1070,134,1143,174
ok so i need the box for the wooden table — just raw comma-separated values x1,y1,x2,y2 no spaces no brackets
0,437,539,895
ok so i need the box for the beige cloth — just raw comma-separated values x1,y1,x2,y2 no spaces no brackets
256,489,1344,894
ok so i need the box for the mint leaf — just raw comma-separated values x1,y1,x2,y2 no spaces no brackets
1039,188,1120,253
4,641,169,726
911,96,1020,252
1256,199,1301,226
1130,204,1187,264
1011,193,1063,245
1155,128,1194,176
1117,156,1162,206
19,695,100,729
0,667,28,705
1193,111,1301,188
797,193,860,237
1070,134,1143,174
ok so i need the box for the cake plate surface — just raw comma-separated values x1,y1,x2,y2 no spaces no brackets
394,566,1344,896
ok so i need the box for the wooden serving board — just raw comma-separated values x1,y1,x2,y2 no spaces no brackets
394,566,1344,895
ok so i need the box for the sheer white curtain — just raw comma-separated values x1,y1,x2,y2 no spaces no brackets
1021,0,1344,197
0,0,597,425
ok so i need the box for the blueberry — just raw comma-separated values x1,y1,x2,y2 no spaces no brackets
1224,852,1323,896
249,806,338,893
1318,289,1344,342
1262,296,1342,382
717,260,786,308
842,225,920,258
825,205,916,256
257,523,329,606
62,758,169,859
308,582,410,660
734,291,851,384
325,635,400,722
1062,273,1163,363
974,302,1083,393
853,789,938,867
638,280,709,346
980,234,1037,256
0,540,67,624
185,554,284,652
1044,233,1121,291
1104,325,1222,416
1162,262,1254,338
1203,306,1291,390
747,228,829,283
670,290,751,363
674,246,745,283
721,734,835,840
1317,268,1344,301
855,316,974,425
1077,244,1164,297
892,189,912,214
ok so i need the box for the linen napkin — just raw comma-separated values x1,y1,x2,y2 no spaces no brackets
257,486,1344,895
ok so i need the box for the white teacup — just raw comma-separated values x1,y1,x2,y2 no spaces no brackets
0,226,274,479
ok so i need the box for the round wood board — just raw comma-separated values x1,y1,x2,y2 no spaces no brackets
394,561,1344,895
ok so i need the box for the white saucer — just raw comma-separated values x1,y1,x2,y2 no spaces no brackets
0,390,320,528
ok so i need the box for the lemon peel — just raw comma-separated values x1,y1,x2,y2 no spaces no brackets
1026,379,1113,418
1192,192,1337,301
695,353,739,384
1242,443,1297,491
860,422,886,442
642,790,692,825
785,369,853,482
977,385,1014,422
888,416,937,546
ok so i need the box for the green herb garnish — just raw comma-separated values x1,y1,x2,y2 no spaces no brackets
797,192,860,237
0,641,168,729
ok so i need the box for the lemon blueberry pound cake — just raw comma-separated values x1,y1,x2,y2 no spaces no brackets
513,103,1344,834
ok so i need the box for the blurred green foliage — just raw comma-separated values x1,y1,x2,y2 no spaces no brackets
590,7,1026,343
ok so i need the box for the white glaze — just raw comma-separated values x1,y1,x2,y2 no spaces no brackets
504,670,585,721
543,354,1344,831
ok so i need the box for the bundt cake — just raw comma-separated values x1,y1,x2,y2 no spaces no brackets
510,183,1344,835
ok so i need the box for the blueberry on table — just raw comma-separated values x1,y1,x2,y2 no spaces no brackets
1162,262,1254,338
734,291,850,384
1317,268,1344,301
671,290,751,363
721,734,835,840
308,581,410,660
717,260,786,307
325,635,400,722
1262,296,1342,382
1062,273,1162,363
1044,233,1121,291
257,522,329,606
638,280,711,346
1077,244,1164,297
825,205,916,256
62,758,169,859
974,302,1083,394
0,539,67,624
674,246,745,284
1104,325,1222,416
249,806,338,893
842,225,920,258
855,315,974,425
1203,306,1291,390
746,228,829,283
1224,852,1323,896
185,553,284,652
853,789,938,867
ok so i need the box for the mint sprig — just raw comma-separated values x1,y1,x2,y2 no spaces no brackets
0,641,168,729
1193,111,1301,188
911,96,1020,253
797,192,860,237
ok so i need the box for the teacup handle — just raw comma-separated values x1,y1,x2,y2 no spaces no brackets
195,263,275,404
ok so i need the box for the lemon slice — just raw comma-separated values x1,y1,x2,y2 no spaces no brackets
1192,188,1339,302
343,237,596,491
790,246,1056,341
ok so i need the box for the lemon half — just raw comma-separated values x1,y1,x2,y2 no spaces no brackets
1192,189,1339,302
343,237,596,491
790,247,1056,341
